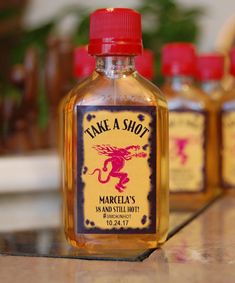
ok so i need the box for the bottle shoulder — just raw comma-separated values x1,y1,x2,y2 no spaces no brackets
199,82,225,102
64,71,168,111
221,89,235,111
161,82,211,111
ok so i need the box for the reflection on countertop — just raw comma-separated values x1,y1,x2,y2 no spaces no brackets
0,195,235,282
0,190,195,261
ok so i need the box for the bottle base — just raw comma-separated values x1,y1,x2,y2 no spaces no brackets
65,232,165,259
170,187,221,212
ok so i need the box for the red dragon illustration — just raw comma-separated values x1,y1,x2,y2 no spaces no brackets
171,137,190,165
170,136,202,165
90,144,147,192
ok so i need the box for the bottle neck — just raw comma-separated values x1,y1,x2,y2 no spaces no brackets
165,75,194,92
95,56,135,79
199,80,222,94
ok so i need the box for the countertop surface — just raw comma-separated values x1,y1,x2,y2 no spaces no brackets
0,195,234,283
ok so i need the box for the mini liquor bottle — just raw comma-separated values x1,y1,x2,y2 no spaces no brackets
135,49,154,81
161,43,219,211
221,48,235,189
62,8,169,257
196,53,225,194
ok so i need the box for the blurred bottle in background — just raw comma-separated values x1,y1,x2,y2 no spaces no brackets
196,53,225,100
196,53,225,196
221,48,235,190
62,8,169,254
6,38,75,153
161,42,219,211
73,46,96,81
135,49,154,81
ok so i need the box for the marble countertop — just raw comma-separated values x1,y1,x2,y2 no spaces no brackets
0,195,234,282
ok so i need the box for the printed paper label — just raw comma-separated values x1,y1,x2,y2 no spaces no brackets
169,111,206,192
76,106,157,234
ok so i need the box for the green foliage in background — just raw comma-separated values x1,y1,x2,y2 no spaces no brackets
140,0,203,83
74,0,203,83
1,0,203,86
0,0,203,126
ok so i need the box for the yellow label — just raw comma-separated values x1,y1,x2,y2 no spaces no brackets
76,106,156,234
169,111,206,192
222,111,235,187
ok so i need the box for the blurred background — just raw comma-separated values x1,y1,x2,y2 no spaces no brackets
22,0,235,51
0,0,234,241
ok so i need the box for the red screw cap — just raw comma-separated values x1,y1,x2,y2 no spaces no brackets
230,48,235,77
74,46,95,79
88,8,143,56
162,42,196,76
135,49,154,80
196,53,224,81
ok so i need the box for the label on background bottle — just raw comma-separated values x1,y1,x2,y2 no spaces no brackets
76,106,156,234
222,111,235,187
169,111,206,192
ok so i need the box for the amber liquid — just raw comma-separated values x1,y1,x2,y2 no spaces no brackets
220,83,235,190
162,77,220,211
62,57,169,257
201,81,225,193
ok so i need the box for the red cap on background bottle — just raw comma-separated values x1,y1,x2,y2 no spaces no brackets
230,48,235,76
135,49,154,80
88,8,143,56
196,53,224,81
74,46,95,79
161,42,196,76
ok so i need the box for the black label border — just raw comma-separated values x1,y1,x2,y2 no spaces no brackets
76,105,157,234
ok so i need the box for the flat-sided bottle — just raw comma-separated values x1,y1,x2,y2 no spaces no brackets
62,8,169,257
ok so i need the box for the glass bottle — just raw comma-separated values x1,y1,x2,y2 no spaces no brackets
62,8,169,257
221,48,235,190
161,43,219,211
